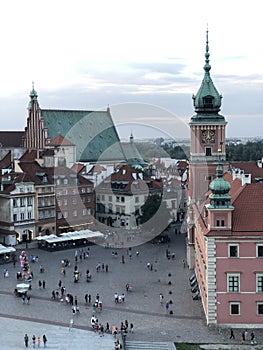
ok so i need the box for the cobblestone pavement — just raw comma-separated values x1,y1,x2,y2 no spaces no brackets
0,227,262,349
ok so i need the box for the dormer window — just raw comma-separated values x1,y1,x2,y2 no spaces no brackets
203,96,213,108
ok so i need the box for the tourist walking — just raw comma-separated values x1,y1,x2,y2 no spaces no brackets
43,334,47,347
37,336,41,347
32,335,36,348
24,334,29,348
229,328,235,339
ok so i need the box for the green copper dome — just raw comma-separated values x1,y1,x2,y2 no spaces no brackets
209,164,230,194
191,30,225,123
208,163,233,209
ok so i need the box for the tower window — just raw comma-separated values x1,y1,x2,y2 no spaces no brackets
205,147,212,156
203,96,213,108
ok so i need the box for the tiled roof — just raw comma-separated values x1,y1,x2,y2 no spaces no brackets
0,151,12,169
232,183,263,232
71,163,86,174
230,161,263,182
87,165,106,175
97,164,163,193
41,109,126,163
49,134,75,146
0,131,24,147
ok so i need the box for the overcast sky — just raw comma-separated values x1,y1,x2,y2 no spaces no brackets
0,0,262,140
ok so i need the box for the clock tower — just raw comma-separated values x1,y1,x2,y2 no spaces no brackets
189,30,227,201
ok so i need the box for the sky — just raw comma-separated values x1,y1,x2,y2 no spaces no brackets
0,0,262,140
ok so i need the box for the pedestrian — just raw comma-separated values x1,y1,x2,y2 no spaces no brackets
130,323,134,333
241,330,246,343
38,280,42,288
69,318,74,331
159,293,164,304
230,328,235,339
3,268,6,278
74,296,78,306
85,293,88,303
165,301,170,313
43,334,47,347
251,331,257,345
105,264,108,272
37,336,41,347
22,294,26,304
27,295,30,304
24,334,29,348
105,322,110,333
88,294,91,304
51,290,55,300
32,335,36,348
42,280,46,289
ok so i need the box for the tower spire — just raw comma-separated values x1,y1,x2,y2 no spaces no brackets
204,27,211,75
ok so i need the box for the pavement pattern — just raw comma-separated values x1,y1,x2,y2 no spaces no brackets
0,226,262,349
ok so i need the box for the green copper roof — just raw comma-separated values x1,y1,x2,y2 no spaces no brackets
41,109,126,163
191,30,225,124
208,163,234,209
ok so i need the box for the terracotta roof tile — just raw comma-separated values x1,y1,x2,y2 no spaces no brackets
232,183,263,232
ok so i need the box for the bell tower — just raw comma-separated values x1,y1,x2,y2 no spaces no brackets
189,30,227,202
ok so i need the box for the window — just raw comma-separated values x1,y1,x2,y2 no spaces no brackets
116,196,120,202
87,187,91,193
13,214,17,222
81,188,85,193
45,210,49,218
87,196,91,203
228,273,240,292
229,244,239,258
28,212,32,220
87,208,91,215
256,274,263,292
63,189,68,195
257,245,263,257
82,209,86,216
72,198,77,205
20,213,25,221
57,212,62,219
27,197,33,206
205,147,212,156
50,209,55,217
44,198,49,206
72,189,77,195
230,302,240,315
135,196,139,203
205,175,212,181
63,199,68,206
108,195,112,202
121,197,125,203
63,211,68,218
73,210,77,217
13,199,17,207
63,179,68,185
257,302,263,315
20,198,25,207
216,220,225,227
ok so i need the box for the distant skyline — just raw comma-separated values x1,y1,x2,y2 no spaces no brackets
0,1,262,140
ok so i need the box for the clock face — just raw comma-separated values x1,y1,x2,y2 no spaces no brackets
202,130,215,143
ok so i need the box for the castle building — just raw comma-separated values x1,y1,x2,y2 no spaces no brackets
187,31,263,327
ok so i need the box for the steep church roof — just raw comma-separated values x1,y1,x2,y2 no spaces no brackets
41,108,126,163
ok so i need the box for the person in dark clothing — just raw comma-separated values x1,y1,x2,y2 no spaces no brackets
43,334,47,347
229,328,235,339
24,334,29,347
